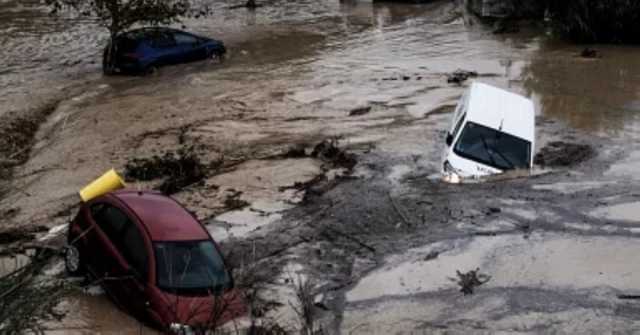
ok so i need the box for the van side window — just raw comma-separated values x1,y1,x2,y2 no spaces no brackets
90,203,130,250
453,92,468,121
452,113,466,140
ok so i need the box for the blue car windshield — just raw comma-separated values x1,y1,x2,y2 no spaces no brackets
155,241,231,294
454,122,531,170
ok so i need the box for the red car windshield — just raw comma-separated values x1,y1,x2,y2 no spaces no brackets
155,241,231,294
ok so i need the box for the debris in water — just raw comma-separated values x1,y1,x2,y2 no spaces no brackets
447,69,478,85
224,190,250,211
0,226,47,245
451,268,490,295
0,247,69,333
534,141,594,167
124,146,212,194
281,144,307,158
349,106,372,117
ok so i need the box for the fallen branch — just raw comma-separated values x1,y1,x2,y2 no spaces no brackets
322,227,375,253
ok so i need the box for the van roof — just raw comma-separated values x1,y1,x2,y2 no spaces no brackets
465,82,535,142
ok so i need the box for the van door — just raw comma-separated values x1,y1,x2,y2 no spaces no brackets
447,93,468,147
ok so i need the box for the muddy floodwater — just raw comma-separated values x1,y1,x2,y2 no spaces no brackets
4,0,640,333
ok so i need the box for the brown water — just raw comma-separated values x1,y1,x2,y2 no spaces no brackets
3,0,640,333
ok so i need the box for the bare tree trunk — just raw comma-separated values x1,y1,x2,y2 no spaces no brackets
245,0,256,8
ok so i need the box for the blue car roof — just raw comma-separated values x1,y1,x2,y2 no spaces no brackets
119,27,197,40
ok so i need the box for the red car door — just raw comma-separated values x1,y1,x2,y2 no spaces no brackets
109,207,154,320
86,201,150,319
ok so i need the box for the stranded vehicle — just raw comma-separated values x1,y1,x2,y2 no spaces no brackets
103,27,226,75
442,82,535,181
64,190,246,332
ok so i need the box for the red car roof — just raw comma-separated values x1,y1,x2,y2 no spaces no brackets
111,190,209,242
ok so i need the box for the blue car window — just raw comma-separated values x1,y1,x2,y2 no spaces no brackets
150,32,176,48
174,33,198,45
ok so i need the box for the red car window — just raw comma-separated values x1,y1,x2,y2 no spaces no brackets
91,203,130,247
91,203,149,279
121,223,149,279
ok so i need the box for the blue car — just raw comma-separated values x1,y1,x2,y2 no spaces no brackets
103,27,226,75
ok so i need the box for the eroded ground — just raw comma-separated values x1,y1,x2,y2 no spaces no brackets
3,0,640,333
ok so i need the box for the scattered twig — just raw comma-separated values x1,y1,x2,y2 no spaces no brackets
321,227,375,253
388,192,412,227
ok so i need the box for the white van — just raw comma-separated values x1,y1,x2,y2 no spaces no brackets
442,82,535,181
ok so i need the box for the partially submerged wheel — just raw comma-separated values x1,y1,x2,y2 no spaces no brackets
64,244,84,276
143,64,159,76
210,51,225,63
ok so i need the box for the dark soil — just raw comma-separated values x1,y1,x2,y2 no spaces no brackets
281,144,307,158
311,139,357,170
534,141,594,167
224,190,250,211
0,226,48,245
493,19,520,34
124,146,215,195
0,102,59,180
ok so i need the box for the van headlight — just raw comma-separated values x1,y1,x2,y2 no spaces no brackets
169,323,194,335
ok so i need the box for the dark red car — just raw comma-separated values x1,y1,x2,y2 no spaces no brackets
65,190,246,332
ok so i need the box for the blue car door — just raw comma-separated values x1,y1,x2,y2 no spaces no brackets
174,32,206,62
149,31,180,65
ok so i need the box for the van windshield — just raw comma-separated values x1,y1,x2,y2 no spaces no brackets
454,122,531,170
155,241,231,294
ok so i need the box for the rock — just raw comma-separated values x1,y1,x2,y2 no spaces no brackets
282,144,307,158
486,207,501,214
447,69,478,85
349,106,372,117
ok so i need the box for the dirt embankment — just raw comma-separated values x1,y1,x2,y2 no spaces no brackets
0,101,60,192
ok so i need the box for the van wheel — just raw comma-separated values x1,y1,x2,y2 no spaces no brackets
64,245,85,276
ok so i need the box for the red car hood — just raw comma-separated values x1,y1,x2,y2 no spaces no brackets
156,288,247,329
